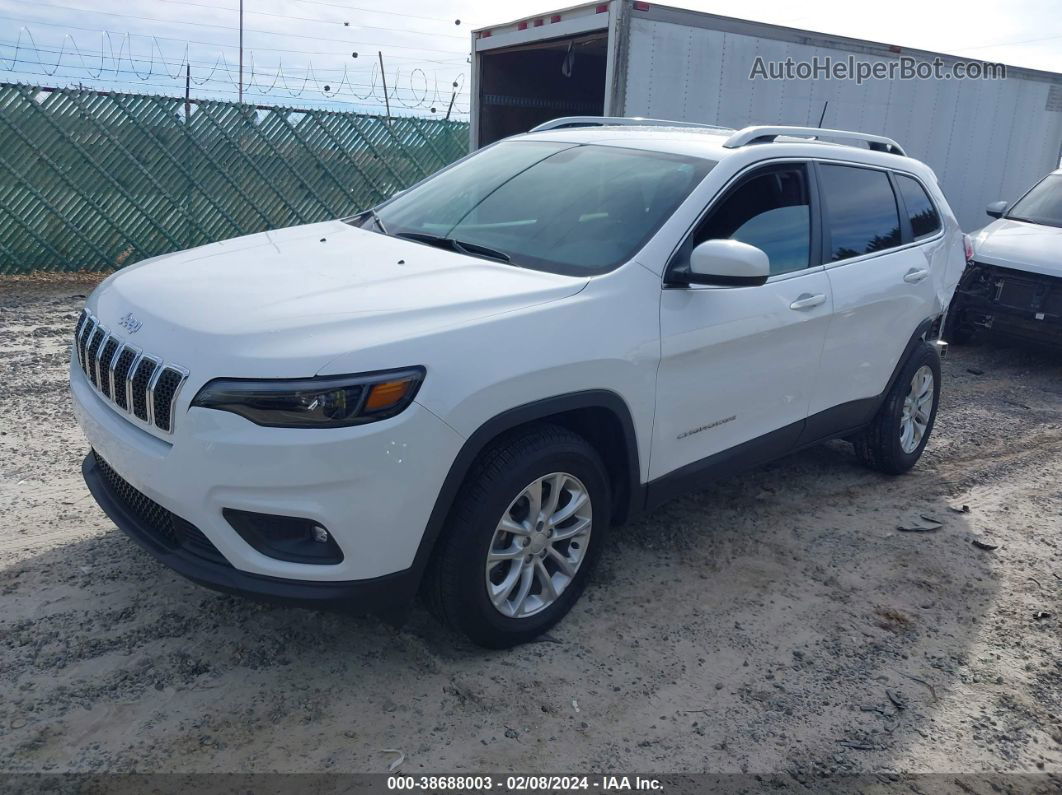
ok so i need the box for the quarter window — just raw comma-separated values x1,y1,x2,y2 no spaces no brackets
896,174,941,239
687,164,811,276
819,164,901,262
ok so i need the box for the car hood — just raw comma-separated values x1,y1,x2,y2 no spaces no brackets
88,220,588,376
970,218,1062,277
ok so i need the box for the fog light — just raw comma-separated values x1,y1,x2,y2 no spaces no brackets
223,509,343,564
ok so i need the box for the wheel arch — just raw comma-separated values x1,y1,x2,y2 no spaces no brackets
408,390,642,591
881,315,940,401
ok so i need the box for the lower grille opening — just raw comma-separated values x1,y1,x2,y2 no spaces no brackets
93,452,232,567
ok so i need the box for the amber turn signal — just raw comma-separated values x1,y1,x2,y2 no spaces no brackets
364,378,415,411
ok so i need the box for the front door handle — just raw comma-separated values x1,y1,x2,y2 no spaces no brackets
789,293,827,310
904,268,930,283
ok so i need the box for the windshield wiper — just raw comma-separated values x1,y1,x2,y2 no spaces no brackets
365,208,387,235
395,232,511,264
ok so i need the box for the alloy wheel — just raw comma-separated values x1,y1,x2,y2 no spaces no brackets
900,364,934,454
485,472,593,618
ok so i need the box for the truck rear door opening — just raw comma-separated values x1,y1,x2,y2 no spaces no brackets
476,33,608,147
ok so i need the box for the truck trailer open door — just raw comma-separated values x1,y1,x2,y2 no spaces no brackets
470,3,623,148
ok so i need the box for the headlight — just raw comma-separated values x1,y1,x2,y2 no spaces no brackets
191,367,425,428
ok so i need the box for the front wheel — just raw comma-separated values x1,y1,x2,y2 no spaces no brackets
424,424,611,648
855,342,941,475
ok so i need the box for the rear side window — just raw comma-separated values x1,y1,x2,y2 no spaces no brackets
819,164,901,262
689,164,811,275
896,174,941,239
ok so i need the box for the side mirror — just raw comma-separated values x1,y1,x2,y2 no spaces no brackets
686,239,770,286
986,200,1007,219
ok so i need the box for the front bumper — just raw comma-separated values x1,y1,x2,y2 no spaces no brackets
82,451,416,612
71,356,465,586
951,261,1062,345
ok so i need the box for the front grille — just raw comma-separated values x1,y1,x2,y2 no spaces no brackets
178,524,231,566
74,310,188,433
94,452,231,566
98,338,119,398
85,327,105,388
95,452,178,548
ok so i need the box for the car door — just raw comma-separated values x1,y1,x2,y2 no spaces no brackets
808,163,942,419
650,161,833,486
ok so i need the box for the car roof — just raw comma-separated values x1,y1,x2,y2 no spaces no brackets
512,125,935,179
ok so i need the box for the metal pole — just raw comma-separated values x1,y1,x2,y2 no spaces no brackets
445,85,457,121
378,50,390,121
238,0,244,103
185,63,193,247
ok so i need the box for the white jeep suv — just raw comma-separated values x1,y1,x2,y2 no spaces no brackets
71,120,966,647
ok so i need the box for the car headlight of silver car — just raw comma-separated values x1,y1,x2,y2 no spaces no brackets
191,367,425,428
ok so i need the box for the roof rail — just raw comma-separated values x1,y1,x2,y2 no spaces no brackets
723,126,907,156
530,116,733,133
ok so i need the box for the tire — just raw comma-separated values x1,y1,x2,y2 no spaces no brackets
855,341,941,475
424,423,611,648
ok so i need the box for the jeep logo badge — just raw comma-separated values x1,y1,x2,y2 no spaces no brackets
118,312,142,334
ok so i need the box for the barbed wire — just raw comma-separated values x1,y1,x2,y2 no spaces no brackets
0,13,470,65
150,0,468,40
9,1,468,55
0,27,470,114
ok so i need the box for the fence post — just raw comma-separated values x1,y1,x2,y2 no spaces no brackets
378,51,391,123
185,64,193,248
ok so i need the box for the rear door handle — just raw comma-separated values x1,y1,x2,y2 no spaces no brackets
904,268,930,283
789,293,827,310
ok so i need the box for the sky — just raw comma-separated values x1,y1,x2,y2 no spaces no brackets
1,0,1060,117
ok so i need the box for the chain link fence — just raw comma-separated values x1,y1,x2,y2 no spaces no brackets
0,83,470,273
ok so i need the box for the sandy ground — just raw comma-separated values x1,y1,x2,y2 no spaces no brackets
0,276,1059,779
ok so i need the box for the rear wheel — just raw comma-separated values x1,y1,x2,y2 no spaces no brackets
424,424,610,648
855,342,941,475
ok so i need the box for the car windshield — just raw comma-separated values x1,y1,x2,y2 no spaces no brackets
367,140,715,275
1007,173,1062,228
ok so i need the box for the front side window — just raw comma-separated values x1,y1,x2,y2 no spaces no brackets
684,164,811,276
1006,173,1062,228
896,174,941,239
819,164,901,262
371,141,715,275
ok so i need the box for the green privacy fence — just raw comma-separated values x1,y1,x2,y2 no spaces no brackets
0,83,470,273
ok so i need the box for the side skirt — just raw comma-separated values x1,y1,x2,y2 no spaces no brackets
643,397,880,512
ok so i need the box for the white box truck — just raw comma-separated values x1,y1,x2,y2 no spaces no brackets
470,0,1062,230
